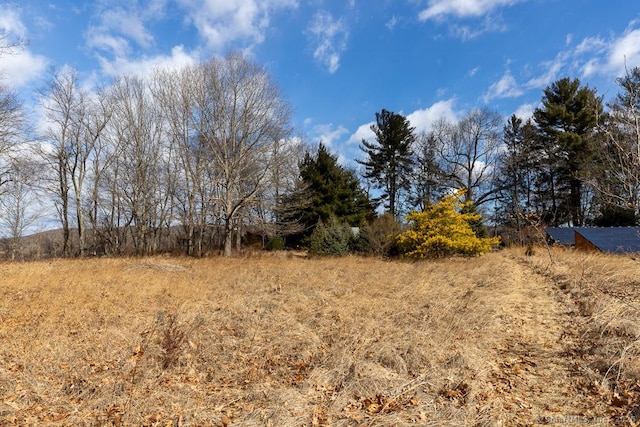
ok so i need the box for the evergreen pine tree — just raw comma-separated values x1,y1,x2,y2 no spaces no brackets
533,78,603,226
282,143,374,244
358,109,416,218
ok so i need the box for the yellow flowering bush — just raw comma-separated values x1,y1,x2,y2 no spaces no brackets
396,192,500,258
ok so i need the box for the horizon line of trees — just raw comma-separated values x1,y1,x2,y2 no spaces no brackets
1,47,640,259
352,74,640,242
1,53,302,258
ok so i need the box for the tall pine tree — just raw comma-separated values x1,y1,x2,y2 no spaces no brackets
533,78,603,226
358,109,416,218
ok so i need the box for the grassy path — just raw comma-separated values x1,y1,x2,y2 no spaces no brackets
478,253,610,425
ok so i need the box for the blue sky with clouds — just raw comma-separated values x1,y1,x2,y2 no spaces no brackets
2,0,640,165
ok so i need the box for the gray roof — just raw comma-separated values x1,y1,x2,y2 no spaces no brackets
546,227,575,245
574,227,640,254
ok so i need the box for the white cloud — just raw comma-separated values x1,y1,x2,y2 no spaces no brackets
310,123,349,148
86,32,131,58
449,15,507,40
386,15,398,31
513,102,536,121
306,11,349,74
98,45,199,78
565,34,573,46
580,58,600,78
524,51,568,90
0,5,48,87
575,35,606,56
606,28,640,74
85,3,166,59
484,21,640,99
483,70,523,102
419,0,525,21
406,99,458,133
101,9,155,49
347,122,375,145
0,6,27,40
418,1,513,40
568,23,640,79
145,0,169,19
1,49,48,87
179,0,297,51
346,100,458,146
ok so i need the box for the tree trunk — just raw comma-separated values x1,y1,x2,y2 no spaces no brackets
59,166,71,256
75,190,85,257
223,218,234,257
234,218,242,252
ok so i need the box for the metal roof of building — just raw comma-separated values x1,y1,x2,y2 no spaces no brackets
574,227,640,254
545,227,575,245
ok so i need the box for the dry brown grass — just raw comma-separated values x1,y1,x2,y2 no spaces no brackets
0,249,637,426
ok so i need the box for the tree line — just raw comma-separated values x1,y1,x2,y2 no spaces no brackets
1,54,300,258
352,74,639,244
0,48,639,259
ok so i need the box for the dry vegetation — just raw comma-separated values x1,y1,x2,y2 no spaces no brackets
0,248,639,426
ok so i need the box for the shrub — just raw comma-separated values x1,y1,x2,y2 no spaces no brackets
265,236,286,251
353,213,403,257
348,224,373,255
396,192,499,258
308,217,354,255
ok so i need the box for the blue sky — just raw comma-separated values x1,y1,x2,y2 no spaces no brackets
2,0,640,165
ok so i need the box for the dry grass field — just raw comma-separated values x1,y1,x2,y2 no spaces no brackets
0,248,639,426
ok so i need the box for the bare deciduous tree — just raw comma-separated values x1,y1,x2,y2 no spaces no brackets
193,54,293,256
23,52,296,257
0,84,22,193
107,75,170,255
152,66,217,256
0,82,25,188
40,68,113,256
40,69,80,256
258,137,307,241
0,159,43,260
434,108,503,206
0,17,33,255
591,67,640,219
